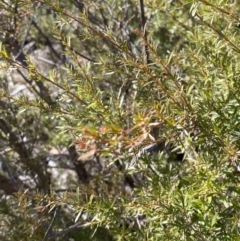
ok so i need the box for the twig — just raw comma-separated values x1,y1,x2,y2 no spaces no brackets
42,206,60,241
138,0,150,64
16,69,43,97
48,221,82,240
67,45,98,63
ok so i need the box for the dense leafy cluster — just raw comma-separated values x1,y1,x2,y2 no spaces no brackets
0,0,240,240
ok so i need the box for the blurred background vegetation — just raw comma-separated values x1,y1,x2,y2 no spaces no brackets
0,0,240,240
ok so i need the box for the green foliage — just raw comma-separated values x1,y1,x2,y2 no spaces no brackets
0,0,240,240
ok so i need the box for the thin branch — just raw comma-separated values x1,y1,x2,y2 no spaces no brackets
65,44,98,63
48,221,82,240
138,0,150,64
42,206,60,241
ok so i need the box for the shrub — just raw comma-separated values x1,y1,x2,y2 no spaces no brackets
0,0,240,240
